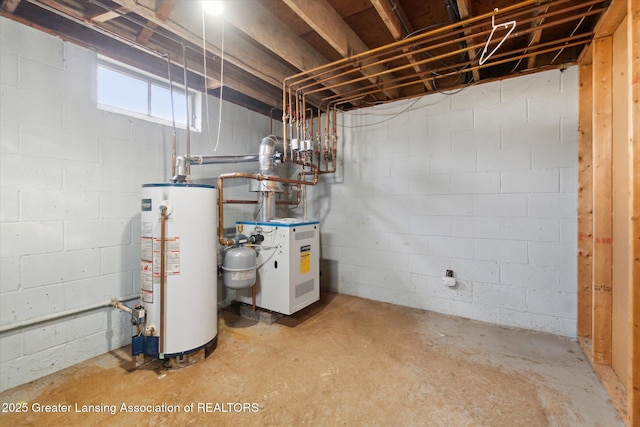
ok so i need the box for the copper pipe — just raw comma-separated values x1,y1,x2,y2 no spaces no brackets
321,33,593,107
223,199,298,206
283,0,603,110
304,9,602,98
159,205,167,355
283,0,579,97
282,82,288,162
217,171,319,246
283,0,543,87
285,0,598,94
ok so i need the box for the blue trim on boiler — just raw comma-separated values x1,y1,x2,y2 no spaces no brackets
236,220,319,228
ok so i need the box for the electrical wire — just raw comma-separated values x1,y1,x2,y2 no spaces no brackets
201,8,225,152
214,20,225,152
339,75,474,129
339,97,421,128
201,8,214,151
550,5,593,64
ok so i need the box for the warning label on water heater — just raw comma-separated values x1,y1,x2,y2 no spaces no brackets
152,237,181,276
300,245,311,274
141,260,153,303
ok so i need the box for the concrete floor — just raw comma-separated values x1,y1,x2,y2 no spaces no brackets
0,293,623,426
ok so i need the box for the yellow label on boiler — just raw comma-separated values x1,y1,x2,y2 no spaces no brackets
300,244,311,274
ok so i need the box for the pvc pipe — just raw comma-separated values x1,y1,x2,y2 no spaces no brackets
0,294,139,334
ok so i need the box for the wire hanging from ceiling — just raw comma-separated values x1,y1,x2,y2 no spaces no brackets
201,6,225,152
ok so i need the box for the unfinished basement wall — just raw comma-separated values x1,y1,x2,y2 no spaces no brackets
312,67,578,337
0,18,272,392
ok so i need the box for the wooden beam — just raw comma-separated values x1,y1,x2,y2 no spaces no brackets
369,0,433,90
0,0,21,13
577,42,593,66
628,0,640,424
577,59,593,339
28,0,282,108
591,36,613,366
455,0,481,82
89,7,128,23
109,0,297,104
137,0,176,46
155,0,177,20
594,0,627,38
223,0,370,102
369,0,403,40
284,0,398,99
526,7,550,69
137,22,158,46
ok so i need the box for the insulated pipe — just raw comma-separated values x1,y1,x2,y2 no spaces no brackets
0,295,139,334
112,300,133,315
217,170,319,246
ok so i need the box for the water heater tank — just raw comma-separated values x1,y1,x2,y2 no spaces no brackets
223,247,257,289
137,183,217,359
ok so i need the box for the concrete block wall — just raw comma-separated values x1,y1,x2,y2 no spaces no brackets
311,67,578,337
0,18,275,392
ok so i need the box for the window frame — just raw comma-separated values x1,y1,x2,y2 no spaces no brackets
97,56,202,132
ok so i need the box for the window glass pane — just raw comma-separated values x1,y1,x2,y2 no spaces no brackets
151,84,188,126
97,66,148,115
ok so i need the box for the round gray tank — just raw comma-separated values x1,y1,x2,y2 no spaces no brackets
223,247,257,289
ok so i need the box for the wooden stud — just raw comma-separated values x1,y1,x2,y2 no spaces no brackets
577,59,593,339
594,0,627,38
628,0,640,423
591,36,613,366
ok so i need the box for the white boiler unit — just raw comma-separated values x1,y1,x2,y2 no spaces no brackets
136,183,217,359
236,219,320,315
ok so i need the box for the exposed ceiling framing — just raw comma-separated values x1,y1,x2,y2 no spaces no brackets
0,0,609,117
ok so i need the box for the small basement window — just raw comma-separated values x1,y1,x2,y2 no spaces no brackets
97,56,201,132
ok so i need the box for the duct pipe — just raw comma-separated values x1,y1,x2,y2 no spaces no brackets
172,154,259,182
250,136,286,219
165,54,178,179
0,294,139,334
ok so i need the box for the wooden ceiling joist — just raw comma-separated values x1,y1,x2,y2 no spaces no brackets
89,6,128,23
283,0,399,99
107,0,297,104
223,0,376,104
3,0,610,115
455,0,481,82
136,0,176,45
526,6,550,70
370,0,434,91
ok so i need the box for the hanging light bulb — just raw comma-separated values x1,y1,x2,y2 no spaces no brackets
202,1,224,16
